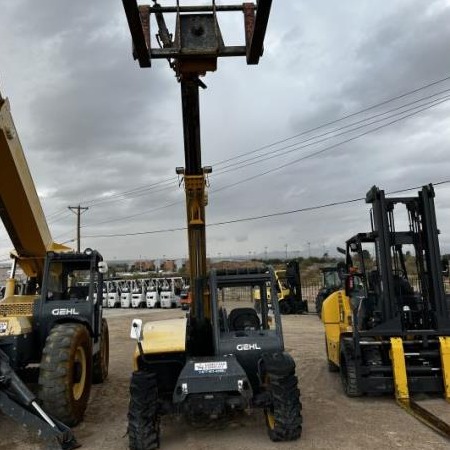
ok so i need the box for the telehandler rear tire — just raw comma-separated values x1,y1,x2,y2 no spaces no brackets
264,371,302,441
93,318,109,384
128,371,160,450
38,323,93,426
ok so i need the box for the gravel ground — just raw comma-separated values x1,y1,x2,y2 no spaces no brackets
0,306,449,449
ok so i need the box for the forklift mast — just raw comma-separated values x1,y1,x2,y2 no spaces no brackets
362,185,450,334
122,0,273,324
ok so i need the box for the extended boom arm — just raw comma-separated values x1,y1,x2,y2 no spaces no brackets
0,92,68,282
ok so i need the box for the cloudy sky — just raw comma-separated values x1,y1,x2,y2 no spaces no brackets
1,0,450,263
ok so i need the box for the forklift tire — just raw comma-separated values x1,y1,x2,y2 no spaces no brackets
38,323,93,426
128,371,160,450
340,343,362,397
293,300,308,314
264,371,302,442
93,318,109,384
278,300,291,315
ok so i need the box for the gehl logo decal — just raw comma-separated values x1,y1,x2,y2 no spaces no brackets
236,343,261,351
51,308,80,316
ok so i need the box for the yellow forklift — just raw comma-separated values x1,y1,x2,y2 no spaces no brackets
122,1,302,448
322,185,450,438
253,260,308,314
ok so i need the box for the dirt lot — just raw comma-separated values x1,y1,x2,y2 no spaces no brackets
1,306,449,450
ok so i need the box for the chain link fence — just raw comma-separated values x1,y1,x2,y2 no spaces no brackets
218,277,450,307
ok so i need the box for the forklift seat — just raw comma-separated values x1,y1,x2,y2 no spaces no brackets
68,286,89,299
228,308,260,331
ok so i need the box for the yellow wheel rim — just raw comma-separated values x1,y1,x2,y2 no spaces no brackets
266,410,275,430
73,346,87,401
264,374,275,430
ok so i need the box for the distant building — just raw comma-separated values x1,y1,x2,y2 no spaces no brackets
131,260,156,272
161,260,176,272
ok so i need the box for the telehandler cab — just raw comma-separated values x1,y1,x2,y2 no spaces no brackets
129,267,301,447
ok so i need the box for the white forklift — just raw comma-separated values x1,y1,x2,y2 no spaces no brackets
120,280,132,308
131,279,146,308
146,279,161,308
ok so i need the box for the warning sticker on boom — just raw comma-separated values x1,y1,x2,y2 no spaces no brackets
194,361,227,374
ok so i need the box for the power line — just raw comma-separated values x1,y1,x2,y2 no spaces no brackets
84,176,177,207
212,88,450,175
87,198,184,227
79,90,450,230
212,74,450,167
211,95,450,194
48,74,450,217
84,179,450,238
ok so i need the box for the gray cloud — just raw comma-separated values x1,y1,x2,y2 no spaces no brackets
1,0,450,262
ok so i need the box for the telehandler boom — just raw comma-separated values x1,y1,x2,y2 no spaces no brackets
122,1,302,448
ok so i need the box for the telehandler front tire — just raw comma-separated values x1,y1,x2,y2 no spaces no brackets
128,371,160,450
264,371,302,441
38,323,92,426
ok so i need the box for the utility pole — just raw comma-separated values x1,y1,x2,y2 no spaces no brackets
68,205,88,252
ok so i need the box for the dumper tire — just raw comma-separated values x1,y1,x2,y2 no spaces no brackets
93,318,109,384
128,371,160,450
340,340,362,397
38,323,92,426
263,354,302,442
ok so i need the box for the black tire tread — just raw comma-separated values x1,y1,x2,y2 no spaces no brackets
265,368,302,442
38,323,92,426
340,340,362,397
93,318,109,384
128,371,160,450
